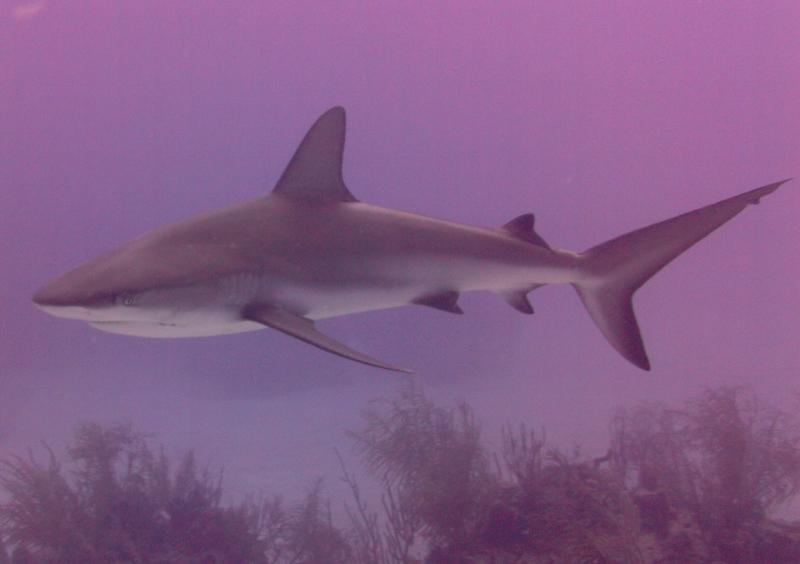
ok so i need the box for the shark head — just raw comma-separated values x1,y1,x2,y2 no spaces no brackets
31,233,214,332
31,205,269,338
34,242,154,322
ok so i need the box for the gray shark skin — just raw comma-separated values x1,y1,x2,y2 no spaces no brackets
33,107,790,372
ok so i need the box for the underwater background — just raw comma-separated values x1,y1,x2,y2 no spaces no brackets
1,2,799,560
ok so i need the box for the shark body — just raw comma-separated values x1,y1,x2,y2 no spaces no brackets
33,107,789,372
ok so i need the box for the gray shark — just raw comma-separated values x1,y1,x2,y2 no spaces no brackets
33,107,789,372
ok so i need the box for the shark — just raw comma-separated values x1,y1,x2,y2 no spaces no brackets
33,107,789,373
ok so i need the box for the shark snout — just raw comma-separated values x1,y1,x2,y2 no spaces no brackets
32,278,109,320
33,280,76,308
33,283,81,320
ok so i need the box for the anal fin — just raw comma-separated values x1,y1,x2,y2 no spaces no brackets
244,304,411,373
412,291,463,314
500,285,542,314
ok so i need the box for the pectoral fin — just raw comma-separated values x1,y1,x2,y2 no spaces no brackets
244,304,412,373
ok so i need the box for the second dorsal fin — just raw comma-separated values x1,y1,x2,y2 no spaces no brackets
273,107,358,203
501,214,549,248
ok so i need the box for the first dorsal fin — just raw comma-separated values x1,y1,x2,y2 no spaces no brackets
501,214,549,248
273,107,358,203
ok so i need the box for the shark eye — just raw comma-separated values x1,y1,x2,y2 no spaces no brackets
118,293,136,307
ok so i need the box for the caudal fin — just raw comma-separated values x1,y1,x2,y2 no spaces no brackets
574,179,790,370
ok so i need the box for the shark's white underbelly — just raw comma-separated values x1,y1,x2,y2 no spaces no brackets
87,288,415,338
86,276,425,338
89,319,264,338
